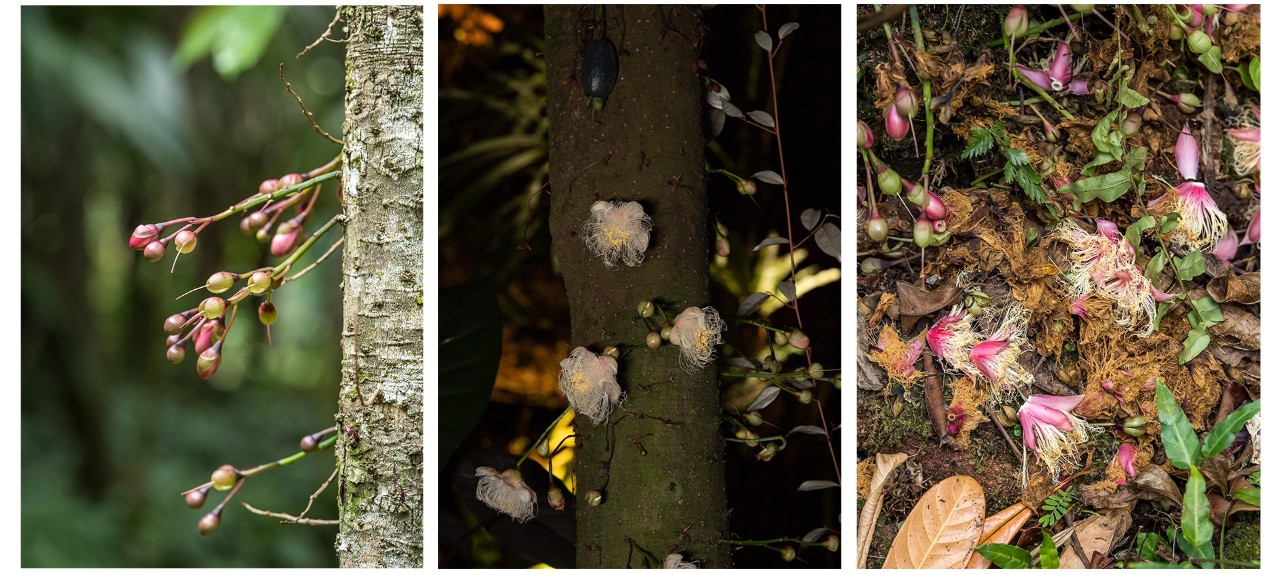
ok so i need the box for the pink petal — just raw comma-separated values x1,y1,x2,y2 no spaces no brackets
1028,393,1085,413
1021,400,1073,431
1068,76,1092,96
1229,128,1261,143
1245,207,1261,244
1017,410,1039,450
1017,65,1052,91
1070,295,1089,317
1117,443,1138,477
924,192,949,220
1212,227,1240,262
969,339,1008,381
1048,42,1073,89
1176,123,1200,181
1150,284,1180,302
1095,219,1120,240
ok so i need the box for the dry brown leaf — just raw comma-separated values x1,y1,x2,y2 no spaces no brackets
1210,304,1260,351
857,453,909,568
965,502,1031,568
897,280,961,332
1058,507,1132,568
883,475,985,569
1131,466,1182,508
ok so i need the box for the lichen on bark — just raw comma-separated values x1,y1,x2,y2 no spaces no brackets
334,5,424,568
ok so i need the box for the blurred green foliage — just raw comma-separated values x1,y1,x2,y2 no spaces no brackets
22,6,346,567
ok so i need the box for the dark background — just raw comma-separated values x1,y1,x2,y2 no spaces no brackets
22,6,346,567
439,5,842,568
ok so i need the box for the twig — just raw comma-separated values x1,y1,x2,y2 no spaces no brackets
241,502,339,526
282,236,345,286
280,63,343,145
297,6,346,59
297,467,339,519
857,4,908,34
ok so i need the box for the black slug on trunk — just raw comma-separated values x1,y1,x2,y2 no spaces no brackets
582,37,618,111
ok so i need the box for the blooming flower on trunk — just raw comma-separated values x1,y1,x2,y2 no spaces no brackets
558,347,623,424
1017,394,1095,479
668,306,726,372
968,304,1034,398
582,200,653,267
475,467,537,523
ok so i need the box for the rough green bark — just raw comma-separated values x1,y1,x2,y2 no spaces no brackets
546,5,731,569
335,5,424,568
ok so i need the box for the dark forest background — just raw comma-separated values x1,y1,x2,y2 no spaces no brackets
22,6,346,567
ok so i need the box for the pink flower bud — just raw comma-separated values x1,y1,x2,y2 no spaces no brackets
1113,443,1138,484
1070,295,1088,317
143,241,167,262
924,192,949,221
1188,4,1205,27
196,346,222,380
1048,42,1073,91
1017,65,1053,91
1225,4,1251,12
894,85,919,118
1005,5,1030,38
865,207,888,243
1245,207,1261,244
885,104,909,141
278,173,304,188
1212,227,1239,262
270,222,302,258
1176,123,1199,181
1228,127,1260,142
1095,219,1120,240
129,224,162,250
258,179,280,195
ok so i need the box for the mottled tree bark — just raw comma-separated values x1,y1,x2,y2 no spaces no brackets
335,5,424,568
546,5,731,569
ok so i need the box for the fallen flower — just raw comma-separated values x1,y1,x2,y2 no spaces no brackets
1053,219,1172,335
1109,443,1138,485
1228,126,1260,177
926,305,983,379
968,304,1034,398
1147,181,1228,251
869,325,926,385
1017,394,1095,479
1016,41,1100,95
1212,227,1240,262
475,467,538,523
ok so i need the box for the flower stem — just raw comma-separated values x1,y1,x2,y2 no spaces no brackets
516,407,571,467
272,213,344,276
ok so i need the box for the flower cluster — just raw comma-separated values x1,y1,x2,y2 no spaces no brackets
557,347,624,424
868,325,926,385
475,467,538,523
1018,394,1095,479
926,303,1033,398
1147,124,1228,251
1051,218,1175,335
581,200,653,267
669,306,727,372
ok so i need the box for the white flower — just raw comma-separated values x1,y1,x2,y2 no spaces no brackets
475,467,537,523
669,306,726,372
582,200,652,267
664,553,699,569
558,347,623,424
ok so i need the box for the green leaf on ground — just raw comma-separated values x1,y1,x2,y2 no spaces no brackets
1127,216,1155,250
1040,531,1060,569
1173,251,1206,280
1156,381,1201,467
1202,401,1261,459
1179,327,1210,364
976,543,1031,569
1182,466,1212,548
1061,171,1130,204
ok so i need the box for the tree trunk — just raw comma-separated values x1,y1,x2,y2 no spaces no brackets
546,5,731,568
335,5,424,568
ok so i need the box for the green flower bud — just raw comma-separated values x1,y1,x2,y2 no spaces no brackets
164,313,189,335
780,546,796,562
174,230,198,254
822,535,840,552
646,331,662,349
1187,30,1213,54
585,490,603,507
258,301,278,326
660,325,672,341
206,272,236,294
1123,416,1149,437
744,411,764,426
248,271,273,295
637,300,655,318
798,389,813,404
210,464,239,491
602,345,620,359
807,363,824,380
199,297,226,320
878,168,902,196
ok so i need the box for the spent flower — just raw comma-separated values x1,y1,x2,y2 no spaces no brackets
475,467,537,523
557,347,623,424
582,200,653,267
968,304,1035,397
1017,394,1095,478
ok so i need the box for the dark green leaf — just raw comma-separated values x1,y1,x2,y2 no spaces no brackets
1156,381,1201,468
1183,466,1213,547
1013,165,1047,203
1178,328,1210,364
1159,212,1182,233
1040,531,1060,569
1007,147,1031,166
1239,60,1258,92
1173,251,1206,281
1060,171,1131,204
1091,109,1124,158
1154,301,1173,331
439,280,504,472
976,543,1032,569
1145,250,1168,283
963,126,995,159
1198,46,1224,74
1249,57,1261,93
1190,296,1224,325
1127,216,1156,251
1136,532,1169,563
1202,401,1261,459
1118,86,1151,108
1234,487,1261,507
1081,151,1117,176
